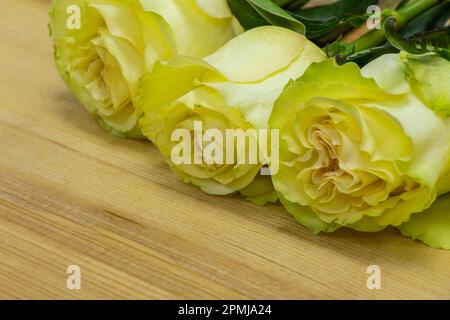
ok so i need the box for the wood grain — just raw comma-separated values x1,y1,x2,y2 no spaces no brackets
0,0,449,300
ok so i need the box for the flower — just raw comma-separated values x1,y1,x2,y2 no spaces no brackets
269,53,450,234
49,0,239,138
402,53,450,117
137,26,326,198
395,53,450,249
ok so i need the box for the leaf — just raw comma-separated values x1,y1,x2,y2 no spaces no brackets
400,1,450,38
227,0,269,29
408,29,450,60
386,17,450,59
249,0,306,33
289,0,379,42
335,4,450,66
335,43,398,67
284,0,310,10
431,4,450,30
273,0,307,8
227,0,305,34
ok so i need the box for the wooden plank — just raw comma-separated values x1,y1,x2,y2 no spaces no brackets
0,0,449,299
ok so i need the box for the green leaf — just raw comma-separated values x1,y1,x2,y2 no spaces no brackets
227,0,269,29
249,0,306,33
386,18,450,58
400,1,450,38
284,0,310,10
290,0,378,43
398,193,450,249
227,0,305,34
329,0,446,64
410,30,450,60
335,3,450,66
335,43,398,67
272,0,304,8
431,4,450,30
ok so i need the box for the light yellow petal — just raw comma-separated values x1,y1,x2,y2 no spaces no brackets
205,26,310,83
140,0,236,58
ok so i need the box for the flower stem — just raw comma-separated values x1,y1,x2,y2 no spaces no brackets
352,0,440,53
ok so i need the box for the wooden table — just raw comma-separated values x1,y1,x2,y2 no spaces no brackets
0,0,449,300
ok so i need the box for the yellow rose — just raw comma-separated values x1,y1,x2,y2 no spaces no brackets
138,26,326,198
49,0,239,138
270,54,450,234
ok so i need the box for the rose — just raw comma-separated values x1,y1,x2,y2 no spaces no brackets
49,0,239,138
137,26,326,200
394,53,450,249
269,53,450,236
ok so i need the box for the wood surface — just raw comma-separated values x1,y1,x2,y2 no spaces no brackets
0,0,449,300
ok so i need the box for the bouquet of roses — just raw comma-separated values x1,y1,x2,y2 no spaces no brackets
49,0,450,249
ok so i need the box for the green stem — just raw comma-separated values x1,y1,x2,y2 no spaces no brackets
352,0,440,52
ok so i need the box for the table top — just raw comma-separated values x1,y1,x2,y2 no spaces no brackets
1,0,449,299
